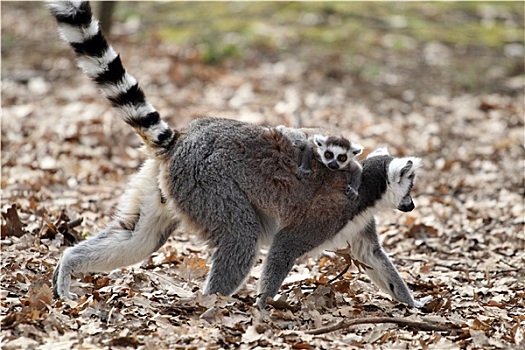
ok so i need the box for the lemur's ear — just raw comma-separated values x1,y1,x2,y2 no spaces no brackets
351,143,364,156
313,135,327,147
388,157,422,183
367,147,389,159
399,160,413,178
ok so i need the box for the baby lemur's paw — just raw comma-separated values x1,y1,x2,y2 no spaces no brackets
345,186,359,200
296,168,311,180
292,139,307,150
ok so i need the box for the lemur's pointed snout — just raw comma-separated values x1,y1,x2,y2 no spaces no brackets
398,202,415,212
398,195,415,212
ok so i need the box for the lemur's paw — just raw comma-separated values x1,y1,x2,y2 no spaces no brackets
65,291,79,300
412,295,433,308
292,140,305,148
345,186,359,200
296,169,311,180
54,288,78,300
53,281,78,300
255,293,268,309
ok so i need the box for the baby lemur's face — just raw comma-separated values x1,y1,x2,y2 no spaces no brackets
313,135,363,170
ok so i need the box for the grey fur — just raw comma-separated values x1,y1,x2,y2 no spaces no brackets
49,1,429,309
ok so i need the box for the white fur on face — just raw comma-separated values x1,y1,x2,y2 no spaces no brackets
381,157,422,209
316,144,354,168
389,157,422,182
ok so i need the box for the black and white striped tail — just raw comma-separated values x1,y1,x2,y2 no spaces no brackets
47,1,177,156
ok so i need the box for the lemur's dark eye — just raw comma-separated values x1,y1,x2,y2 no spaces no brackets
324,151,333,159
337,154,347,162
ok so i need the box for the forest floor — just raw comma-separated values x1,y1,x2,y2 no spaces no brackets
1,2,524,349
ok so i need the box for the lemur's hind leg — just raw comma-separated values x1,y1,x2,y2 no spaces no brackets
203,226,259,297
53,159,180,299
198,190,261,297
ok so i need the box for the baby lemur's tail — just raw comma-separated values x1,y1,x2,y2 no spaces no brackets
47,1,177,156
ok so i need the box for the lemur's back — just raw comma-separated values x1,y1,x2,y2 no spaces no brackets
168,117,351,238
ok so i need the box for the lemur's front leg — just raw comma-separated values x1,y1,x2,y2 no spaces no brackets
257,218,332,308
344,218,425,307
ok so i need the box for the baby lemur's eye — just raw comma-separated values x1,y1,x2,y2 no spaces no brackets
337,154,347,163
324,151,334,159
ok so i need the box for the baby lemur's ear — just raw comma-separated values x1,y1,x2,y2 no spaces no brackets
313,135,327,147
351,143,364,156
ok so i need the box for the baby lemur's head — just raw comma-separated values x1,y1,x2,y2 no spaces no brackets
313,135,363,170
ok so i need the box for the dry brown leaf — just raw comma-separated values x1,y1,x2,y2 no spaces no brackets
1,204,26,238
109,336,143,347
180,256,209,280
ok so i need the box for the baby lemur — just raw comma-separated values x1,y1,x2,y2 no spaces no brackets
48,1,428,309
276,126,363,200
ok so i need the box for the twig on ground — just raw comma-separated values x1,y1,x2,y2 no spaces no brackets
327,263,352,284
307,317,462,335
67,217,83,229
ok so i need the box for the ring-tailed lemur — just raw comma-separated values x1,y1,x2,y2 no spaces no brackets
48,1,429,308
276,126,363,200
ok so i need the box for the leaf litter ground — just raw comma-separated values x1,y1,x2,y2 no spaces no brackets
1,3,524,349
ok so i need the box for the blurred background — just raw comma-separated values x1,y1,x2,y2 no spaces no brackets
3,2,523,116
